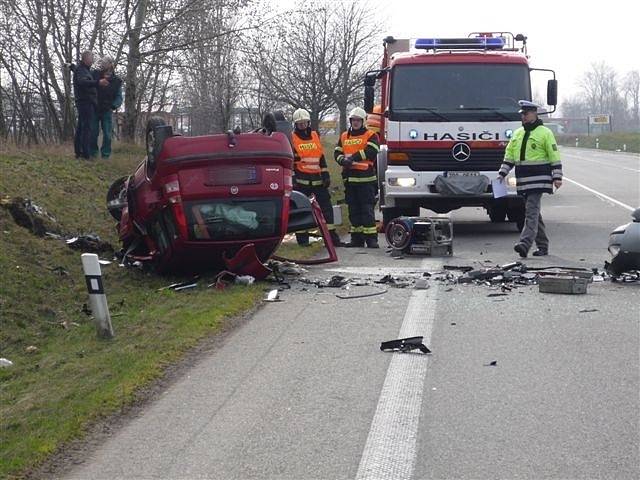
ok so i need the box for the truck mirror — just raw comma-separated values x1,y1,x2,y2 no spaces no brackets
547,79,558,106
364,86,375,113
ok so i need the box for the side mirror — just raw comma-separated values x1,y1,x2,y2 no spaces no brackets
547,79,558,106
286,191,317,233
364,86,374,113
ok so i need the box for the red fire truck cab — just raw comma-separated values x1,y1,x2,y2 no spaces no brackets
364,33,558,229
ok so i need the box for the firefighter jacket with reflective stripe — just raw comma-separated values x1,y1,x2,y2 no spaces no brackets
334,127,380,184
291,129,329,186
499,120,562,194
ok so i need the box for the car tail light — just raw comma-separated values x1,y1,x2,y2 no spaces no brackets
163,175,188,238
164,179,180,194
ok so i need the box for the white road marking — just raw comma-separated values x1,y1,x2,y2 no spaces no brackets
563,176,636,212
356,258,441,480
561,151,640,173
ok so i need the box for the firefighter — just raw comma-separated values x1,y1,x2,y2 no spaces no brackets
496,100,563,258
291,108,343,247
334,107,380,248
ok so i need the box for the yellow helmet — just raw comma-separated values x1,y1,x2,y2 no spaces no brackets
292,108,311,123
349,107,367,121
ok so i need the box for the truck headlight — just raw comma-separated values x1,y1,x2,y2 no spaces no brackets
389,177,416,187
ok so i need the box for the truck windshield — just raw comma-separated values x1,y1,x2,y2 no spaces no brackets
390,63,530,121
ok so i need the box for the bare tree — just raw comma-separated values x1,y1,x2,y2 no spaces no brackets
327,1,379,132
622,70,640,129
247,4,339,130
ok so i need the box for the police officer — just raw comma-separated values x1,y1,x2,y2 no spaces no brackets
334,107,380,248
497,100,563,258
291,108,343,247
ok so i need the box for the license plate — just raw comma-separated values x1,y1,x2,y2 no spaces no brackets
446,171,480,177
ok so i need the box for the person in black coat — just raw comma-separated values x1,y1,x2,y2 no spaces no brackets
71,51,108,159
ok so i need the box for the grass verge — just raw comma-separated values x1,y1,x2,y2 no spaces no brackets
557,132,640,153
0,141,326,478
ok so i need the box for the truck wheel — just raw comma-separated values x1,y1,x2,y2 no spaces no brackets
507,207,525,231
488,200,508,223
382,207,402,228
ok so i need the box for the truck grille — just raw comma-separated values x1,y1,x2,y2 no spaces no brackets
407,148,504,171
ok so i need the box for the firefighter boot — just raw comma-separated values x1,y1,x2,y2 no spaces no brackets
345,232,365,248
365,234,379,249
330,230,344,247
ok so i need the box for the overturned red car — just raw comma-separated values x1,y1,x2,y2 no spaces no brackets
106,117,336,277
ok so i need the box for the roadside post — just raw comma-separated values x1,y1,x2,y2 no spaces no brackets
81,253,114,339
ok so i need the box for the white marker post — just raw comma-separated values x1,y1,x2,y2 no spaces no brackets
81,253,114,339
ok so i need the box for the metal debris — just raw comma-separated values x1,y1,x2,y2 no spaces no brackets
265,289,281,302
336,287,387,299
1,196,58,236
66,235,114,253
159,278,199,291
380,336,431,354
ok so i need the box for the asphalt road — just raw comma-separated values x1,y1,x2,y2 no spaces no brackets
65,147,639,480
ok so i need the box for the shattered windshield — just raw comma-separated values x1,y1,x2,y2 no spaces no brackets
390,63,530,121
185,199,281,241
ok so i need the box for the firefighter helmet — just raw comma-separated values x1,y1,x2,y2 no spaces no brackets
348,107,367,120
292,108,311,123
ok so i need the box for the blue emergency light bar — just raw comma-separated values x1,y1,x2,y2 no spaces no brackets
415,37,505,50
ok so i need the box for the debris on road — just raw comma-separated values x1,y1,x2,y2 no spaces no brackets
264,289,281,302
375,274,412,288
444,265,474,272
414,278,430,289
579,309,599,313
538,275,589,294
610,270,640,283
484,361,498,367
380,336,431,354
336,287,387,300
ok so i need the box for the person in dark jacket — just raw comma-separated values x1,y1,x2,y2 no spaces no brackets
72,51,108,159
90,56,123,159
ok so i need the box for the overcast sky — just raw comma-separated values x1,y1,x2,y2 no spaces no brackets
377,0,638,106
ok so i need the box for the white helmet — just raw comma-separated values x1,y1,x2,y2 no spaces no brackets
349,107,367,120
292,108,311,123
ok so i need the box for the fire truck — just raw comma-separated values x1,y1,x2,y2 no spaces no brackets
364,33,558,229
